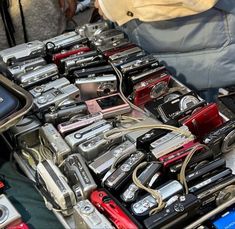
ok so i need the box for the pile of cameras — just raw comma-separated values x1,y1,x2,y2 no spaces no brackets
0,21,234,229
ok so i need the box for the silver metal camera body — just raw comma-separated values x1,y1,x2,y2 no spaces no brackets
89,140,136,176
77,21,109,39
6,57,46,79
63,154,97,200
77,132,123,162
33,83,80,111
131,180,183,217
15,64,59,88
73,199,113,229
0,194,22,228
39,123,71,164
36,160,76,216
64,120,113,151
75,74,117,100
29,77,70,98
0,40,45,65
43,31,87,52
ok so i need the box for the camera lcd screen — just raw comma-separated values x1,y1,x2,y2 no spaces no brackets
97,94,125,109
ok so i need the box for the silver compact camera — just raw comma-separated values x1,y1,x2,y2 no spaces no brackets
131,180,183,217
77,132,123,162
89,140,136,176
91,29,125,47
36,160,76,216
73,199,113,229
98,38,130,53
63,154,97,200
15,64,59,88
0,194,22,228
43,31,87,52
75,74,117,100
77,21,109,39
44,101,88,124
0,40,45,65
33,83,80,111
121,162,162,203
150,125,194,159
64,120,113,151
6,57,46,79
29,77,70,98
39,123,71,164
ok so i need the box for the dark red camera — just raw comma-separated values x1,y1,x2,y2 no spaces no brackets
181,103,224,139
90,189,140,229
158,141,201,168
103,43,137,57
52,46,91,65
133,73,171,106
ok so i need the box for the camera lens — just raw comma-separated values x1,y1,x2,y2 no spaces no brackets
0,204,9,224
179,95,199,111
150,82,168,99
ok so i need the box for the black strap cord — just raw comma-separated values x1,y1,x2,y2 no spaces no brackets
18,0,28,43
0,0,16,47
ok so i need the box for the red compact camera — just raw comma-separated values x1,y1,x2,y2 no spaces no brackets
52,46,91,65
158,141,201,169
90,189,140,229
133,72,171,106
181,103,224,139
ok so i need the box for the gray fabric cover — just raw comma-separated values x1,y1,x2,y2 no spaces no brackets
120,0,235,90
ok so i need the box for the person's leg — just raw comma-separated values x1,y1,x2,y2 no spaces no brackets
197,88,219,103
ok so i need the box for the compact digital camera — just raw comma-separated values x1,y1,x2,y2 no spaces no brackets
181,103,224,139
132,72,171,106
85,93,131,118
121,162,162,203
143,194,201,229
63,154,97,200
203,119,235,156
57,112,104,136
131,180,183,217
64,119,113,151
89,140,136,176
43,31,87,52
6,57,46,79
36,160,76,216
44,101,87,124
97,38,130,53
0,40,45,65
0,194,22,228
39,123,71,164
33,83,80,111
15,64,59,88
75,74,117,100
73,200,113,229
104,151,145,190
90,189,141,229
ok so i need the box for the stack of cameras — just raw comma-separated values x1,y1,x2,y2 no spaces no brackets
0,21,235,229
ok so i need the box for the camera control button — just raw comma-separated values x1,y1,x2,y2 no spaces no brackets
174,203,184,212
127,11,134,17
121,164,131,172
74,133,82,139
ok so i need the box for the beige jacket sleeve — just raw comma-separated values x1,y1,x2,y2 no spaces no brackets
98,0,219,25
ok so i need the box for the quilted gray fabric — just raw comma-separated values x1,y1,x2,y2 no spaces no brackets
0,0,66,49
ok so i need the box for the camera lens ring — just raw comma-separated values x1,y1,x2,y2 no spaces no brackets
150,81,168,99
179,95,199,111
221,129,235,153
80,203,94,215
97,83,114,96
0,204,9,224
163,93,181,103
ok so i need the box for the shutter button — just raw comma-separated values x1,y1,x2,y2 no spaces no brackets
127,11,134,17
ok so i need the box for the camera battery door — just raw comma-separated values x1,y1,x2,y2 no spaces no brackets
0,194,22,228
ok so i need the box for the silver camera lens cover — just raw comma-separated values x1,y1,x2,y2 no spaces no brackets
179,95,199,111
0,204,9,224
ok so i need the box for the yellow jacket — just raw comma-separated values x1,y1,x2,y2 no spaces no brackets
98,0,219,25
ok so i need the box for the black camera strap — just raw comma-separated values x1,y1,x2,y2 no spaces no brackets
0,0,16,47
18,0,28,43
